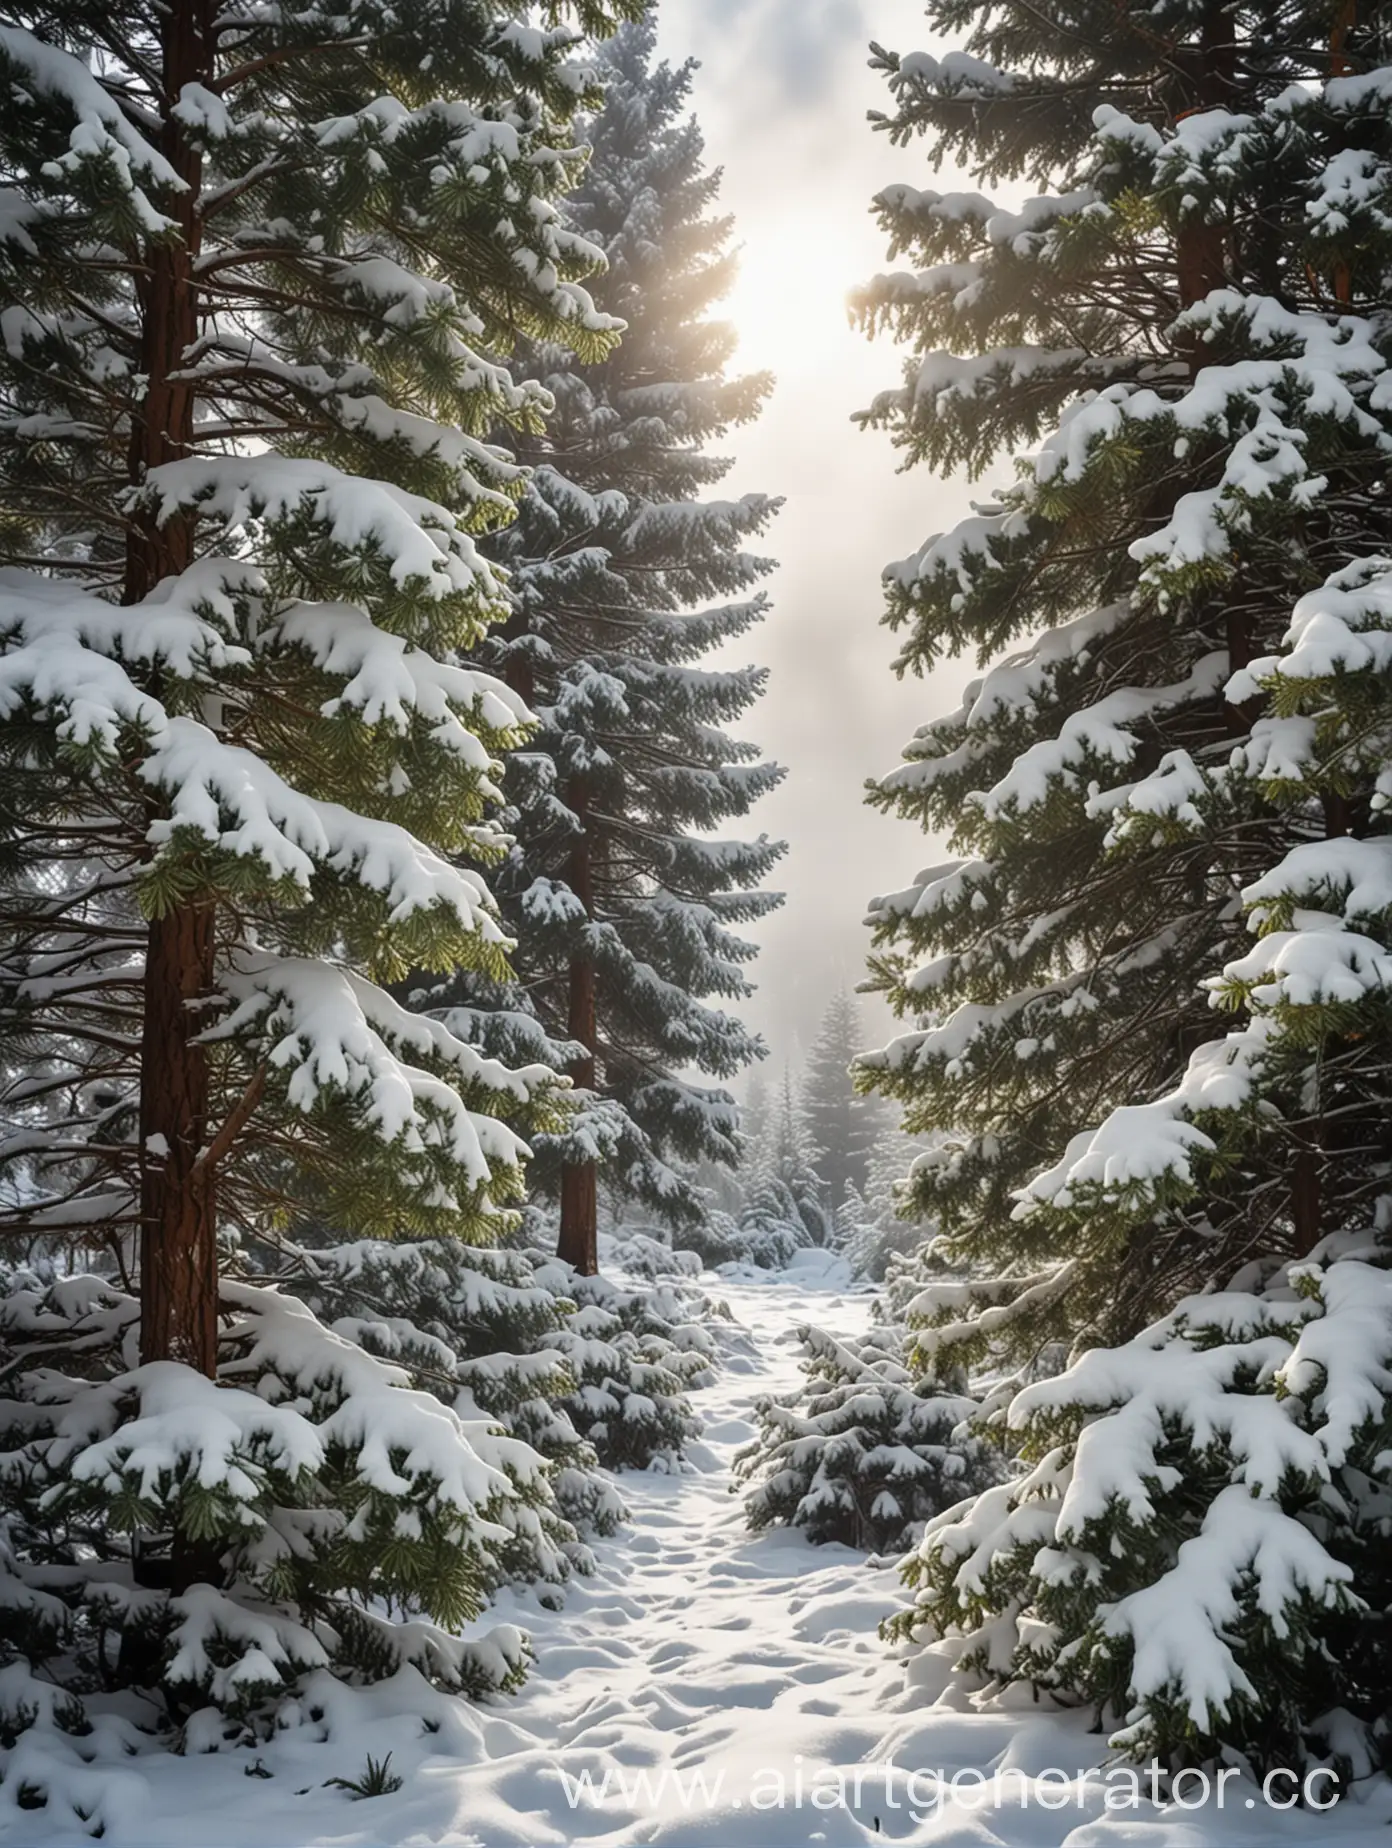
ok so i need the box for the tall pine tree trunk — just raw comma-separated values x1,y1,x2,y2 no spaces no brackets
558,775,599,1273
138,907,217,1373
1284,4,1363,1264
126,0,219,1391
1174,11,1236,316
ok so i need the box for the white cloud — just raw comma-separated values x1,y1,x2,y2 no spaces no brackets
721,0,867,106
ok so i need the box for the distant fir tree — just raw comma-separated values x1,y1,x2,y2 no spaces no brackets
858,0,1392,1772
863,1122,930,1226
437,16,786,1273
0,0,639,1726
832,1179,876,1251
736,1067,831,1263
844,1130,923,1278
737,1066,774,1166
800,990,888,1208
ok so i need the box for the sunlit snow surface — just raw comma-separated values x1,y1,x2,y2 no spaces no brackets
7,1261,1391,1847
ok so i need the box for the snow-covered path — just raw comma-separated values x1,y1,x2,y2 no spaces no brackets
11,1273,1392,1847
451,1272,909,1847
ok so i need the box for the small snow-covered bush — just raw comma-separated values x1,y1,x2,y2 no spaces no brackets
280,1234,628,1559
0,1271,543,1734
674,1209,747,1270
838,1145,937,1282
735,1176,817,1270
549,1263,717,1471
599,1227,704,1280
737,1321,1000,1552
283,1231,714,1492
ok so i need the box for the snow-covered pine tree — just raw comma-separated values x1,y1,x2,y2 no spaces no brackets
853,0,1392,1368
832,1180,875,1251
859,0,1392,1771
0,0,639,1722
549,1261,716,1468
740,1067,772,1155
844,1123,935,1279
435,16,786,1273
893,569,1392,1773
737,1319,997,1553
733,1180,814,1272
735,1066,831,1264
800,991,889,1210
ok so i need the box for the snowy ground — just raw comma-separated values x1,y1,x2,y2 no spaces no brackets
7,1266,1392,1847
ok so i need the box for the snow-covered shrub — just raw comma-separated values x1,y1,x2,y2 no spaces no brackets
839,1132,940,1282
737,1322,999,1552
281,1232,714,1491
851,1215,931,1286
275,1235,625,1560
550,1264,718,1471
0,1271,546,1733
599,1227,704,1280
662,1208,747,1271
735,1175,817,1271
833,1180,923,1282
832,1183,878,1255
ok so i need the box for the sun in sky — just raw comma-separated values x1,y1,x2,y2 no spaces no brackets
721,212,877,377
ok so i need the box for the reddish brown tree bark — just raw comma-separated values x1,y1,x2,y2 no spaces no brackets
1173,12,1236,311
127,0,220,1395
138,905,218,1374
557,775,599,1273
1283,782,1362,1263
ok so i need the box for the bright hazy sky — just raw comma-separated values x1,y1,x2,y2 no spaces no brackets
650,0,982,1065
